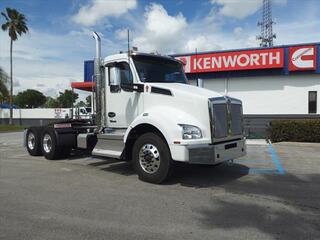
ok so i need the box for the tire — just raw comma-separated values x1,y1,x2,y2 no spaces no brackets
132,133,173,184
26,127,42,156
41,128,62,160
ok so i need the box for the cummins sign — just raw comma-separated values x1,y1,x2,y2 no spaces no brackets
289,45,317,71
176,48,284,73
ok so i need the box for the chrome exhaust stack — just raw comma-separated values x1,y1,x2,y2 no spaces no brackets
92,31,105,131
197,78,204,88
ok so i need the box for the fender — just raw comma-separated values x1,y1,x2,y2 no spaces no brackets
124,106,210,145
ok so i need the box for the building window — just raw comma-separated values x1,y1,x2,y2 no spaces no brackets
308,91,317,114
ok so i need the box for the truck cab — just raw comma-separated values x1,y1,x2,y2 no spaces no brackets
25,32,246,184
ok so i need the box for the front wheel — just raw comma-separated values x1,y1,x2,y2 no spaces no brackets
132,133,173,184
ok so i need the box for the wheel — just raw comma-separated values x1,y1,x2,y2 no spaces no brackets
41,128,61,160
26,127,42,156
132,133,173,184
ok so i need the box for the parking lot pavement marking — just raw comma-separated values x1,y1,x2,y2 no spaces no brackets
248,168,279,174
234,159,269,163
268,143,285,175
235,143,285,175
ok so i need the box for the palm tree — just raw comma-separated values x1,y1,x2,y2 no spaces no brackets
1,8,28,124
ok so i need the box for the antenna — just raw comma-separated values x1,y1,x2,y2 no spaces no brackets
195,48,199,85
127,29,130,56
257,0,276,47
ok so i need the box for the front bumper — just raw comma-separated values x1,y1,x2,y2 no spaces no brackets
170,139,246,164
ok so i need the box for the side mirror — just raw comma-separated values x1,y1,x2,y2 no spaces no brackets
109,66,121,88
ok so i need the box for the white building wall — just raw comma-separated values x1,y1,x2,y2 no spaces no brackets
0,108,71,119
201,74,320,114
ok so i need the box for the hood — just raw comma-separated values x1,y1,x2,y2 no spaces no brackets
143,82,219,141
147,82,223,99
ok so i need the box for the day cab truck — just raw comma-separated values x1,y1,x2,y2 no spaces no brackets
24,32,246,184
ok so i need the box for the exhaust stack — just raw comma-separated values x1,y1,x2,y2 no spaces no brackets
92,32,105,130
197,78,204,88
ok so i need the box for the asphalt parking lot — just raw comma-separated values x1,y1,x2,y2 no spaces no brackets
1,132,320,240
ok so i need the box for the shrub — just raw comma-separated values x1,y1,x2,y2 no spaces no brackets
269,119,320,143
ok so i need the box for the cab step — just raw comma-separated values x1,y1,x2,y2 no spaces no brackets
91,128,126,159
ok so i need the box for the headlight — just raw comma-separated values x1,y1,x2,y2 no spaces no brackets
178,124,202,139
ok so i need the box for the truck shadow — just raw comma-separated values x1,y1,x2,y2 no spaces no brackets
195,173,320,239
166,162,249,188
93,160,135,176
85,158,249,186
67,151,249,186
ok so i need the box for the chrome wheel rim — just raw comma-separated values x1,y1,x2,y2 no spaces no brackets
139,144,160,174
27,132,35,150
43,134,52,153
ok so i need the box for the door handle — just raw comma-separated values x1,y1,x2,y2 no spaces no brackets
108,112,116,118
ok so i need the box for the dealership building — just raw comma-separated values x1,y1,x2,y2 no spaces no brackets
173,43,320,136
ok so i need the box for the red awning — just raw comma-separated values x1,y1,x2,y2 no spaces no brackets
71,82,96,92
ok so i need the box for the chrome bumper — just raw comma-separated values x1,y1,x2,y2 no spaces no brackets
187,139,246,164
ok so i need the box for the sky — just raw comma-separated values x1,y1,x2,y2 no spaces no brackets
0,0,319,100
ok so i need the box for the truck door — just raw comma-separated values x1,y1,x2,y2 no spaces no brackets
105,61,142,128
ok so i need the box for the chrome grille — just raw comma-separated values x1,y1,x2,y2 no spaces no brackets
211,104,228,138
209,97,243,139
230,104,243,135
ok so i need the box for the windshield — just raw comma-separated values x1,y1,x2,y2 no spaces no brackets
132,55,187,83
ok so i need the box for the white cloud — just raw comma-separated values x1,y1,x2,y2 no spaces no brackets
132,3,188,53
0,26,127,101
233,27,243,37
0,28,97,98
13,80,20,87
129,1,315,55
144,3,187,37
211,0,261,19
184,36,221,52
72,0,137,26
115,28,128,40
275,19,320,45
129,3,253,53
210,0,287,19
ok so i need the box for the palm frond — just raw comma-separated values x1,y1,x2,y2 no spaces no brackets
1,12,9,21
1,22,10,31
6,8,17,20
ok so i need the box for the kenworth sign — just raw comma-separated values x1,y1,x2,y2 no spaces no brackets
176,48,284,73
174,44,318,74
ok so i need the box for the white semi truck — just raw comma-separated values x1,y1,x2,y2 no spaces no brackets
24,32,246,183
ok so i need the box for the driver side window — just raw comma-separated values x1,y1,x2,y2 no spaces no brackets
118,62,133,85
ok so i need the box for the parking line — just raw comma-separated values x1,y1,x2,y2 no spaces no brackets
268,144,285,175
235,143,285,175
234,159,268,163
248,168,279,174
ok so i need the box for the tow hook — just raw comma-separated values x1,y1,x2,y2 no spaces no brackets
227,159,234,166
